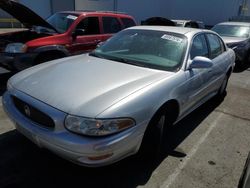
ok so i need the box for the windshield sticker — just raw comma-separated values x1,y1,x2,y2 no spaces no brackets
67,15,78,20
161,34,183,43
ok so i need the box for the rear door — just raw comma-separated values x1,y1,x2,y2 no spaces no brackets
205,33,228,93
101,16,123,41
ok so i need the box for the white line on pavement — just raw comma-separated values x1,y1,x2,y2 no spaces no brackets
160,113,223,188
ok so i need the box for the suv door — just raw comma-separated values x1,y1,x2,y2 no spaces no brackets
70,16,102,54
101,16,122,41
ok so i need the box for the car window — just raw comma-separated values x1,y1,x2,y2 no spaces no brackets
206,34,223,59
76,17,100,35
102,17,122,33
47,13,79,33
212,25,250,38
190,34,209,59
92,29,188,72
121,18,136,28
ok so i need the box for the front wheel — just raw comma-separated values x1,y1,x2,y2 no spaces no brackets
138,109,170,159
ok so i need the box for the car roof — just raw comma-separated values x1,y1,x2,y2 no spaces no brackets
127,26,209,35
58,11,132,17
172,19,192,23
216,21,250,26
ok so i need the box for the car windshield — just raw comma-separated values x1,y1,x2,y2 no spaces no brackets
46,13,79,33
91,29,187,72
212,25,250,38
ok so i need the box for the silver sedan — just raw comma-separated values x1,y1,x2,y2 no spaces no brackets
2,26,235,167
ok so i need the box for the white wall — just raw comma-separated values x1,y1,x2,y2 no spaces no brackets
75,0,115,11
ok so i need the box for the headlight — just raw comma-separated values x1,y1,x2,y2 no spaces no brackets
65,115,135,136
5,43,27,53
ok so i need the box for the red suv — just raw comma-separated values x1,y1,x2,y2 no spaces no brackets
0,0,136,71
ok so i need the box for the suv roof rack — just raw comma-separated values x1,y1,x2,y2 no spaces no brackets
76,10,128,15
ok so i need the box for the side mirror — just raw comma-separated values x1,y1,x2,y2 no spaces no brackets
72,29,85,39
189,56,213,69
97,41,105,48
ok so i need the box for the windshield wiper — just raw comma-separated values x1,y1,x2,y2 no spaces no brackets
89,52,147,68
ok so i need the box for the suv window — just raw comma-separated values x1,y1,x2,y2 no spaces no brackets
76,17,100,35
121,18,136,28
206,34,223,59
191,22,199,28
102,17,122,33
190,34,209,59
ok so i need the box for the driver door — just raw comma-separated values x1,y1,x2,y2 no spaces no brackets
69,16,103,54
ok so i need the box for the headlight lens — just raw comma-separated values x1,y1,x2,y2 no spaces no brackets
5,43,27,53
65,115,135,136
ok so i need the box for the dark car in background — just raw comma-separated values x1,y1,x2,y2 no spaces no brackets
0,0,136,71
212,22,250,67
173,20,205,29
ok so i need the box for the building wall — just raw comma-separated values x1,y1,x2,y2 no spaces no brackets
75,0,115,11
20,0,52,18
116,0,250,26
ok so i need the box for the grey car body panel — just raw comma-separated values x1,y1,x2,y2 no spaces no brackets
4,26,235,166
9,54,170,118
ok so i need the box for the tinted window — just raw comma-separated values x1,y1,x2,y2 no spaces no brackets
190,34,209,59
102,17,122,33
121,18,136,28
76,17,100,35
206,34,223,59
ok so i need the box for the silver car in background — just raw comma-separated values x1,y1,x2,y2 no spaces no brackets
212,22,250,67
2,26,235,167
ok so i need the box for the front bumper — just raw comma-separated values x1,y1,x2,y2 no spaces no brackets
0,52,37,71
2,89,146,167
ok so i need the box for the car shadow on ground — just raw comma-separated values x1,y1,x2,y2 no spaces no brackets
0,72,14,96
0,96,224,188
233,63,250,73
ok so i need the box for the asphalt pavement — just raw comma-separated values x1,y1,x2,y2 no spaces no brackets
0,40,250,187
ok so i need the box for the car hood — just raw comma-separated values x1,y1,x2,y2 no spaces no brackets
10,54,172,117
0,0,57,32
221,36,247,44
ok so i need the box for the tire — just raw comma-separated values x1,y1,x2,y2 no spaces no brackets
138,108,171,159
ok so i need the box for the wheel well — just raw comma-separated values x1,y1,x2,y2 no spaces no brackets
150,99,180,125
227,67,232,77
35,50,67,64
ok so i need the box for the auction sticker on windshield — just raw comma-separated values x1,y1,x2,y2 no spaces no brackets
67,15,78,20
161,34,183,43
